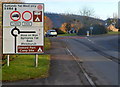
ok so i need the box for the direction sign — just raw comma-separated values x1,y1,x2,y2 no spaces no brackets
3,3,44,54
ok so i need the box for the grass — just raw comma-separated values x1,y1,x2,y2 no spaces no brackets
1,38,51,82
58,33,77,36
2,55,50,82
44,37,51,51
107,31,120,35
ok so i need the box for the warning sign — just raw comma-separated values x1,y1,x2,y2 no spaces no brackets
33,11,42,22
3,3,44,54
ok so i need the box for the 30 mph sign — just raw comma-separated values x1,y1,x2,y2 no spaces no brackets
3,3,44,54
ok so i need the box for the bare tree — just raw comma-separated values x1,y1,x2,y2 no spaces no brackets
113,13,118,28
79,7,95,17
71,19,83,32
79,7,95,27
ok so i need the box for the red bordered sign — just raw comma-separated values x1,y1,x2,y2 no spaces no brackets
22,11,32,21
10,11,21,21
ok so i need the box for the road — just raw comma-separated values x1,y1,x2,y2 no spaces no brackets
57,35,119,85
3,35,119,86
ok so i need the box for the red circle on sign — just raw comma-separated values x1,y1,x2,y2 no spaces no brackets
37,5,42,10
10,11,21,21
22,11,32,21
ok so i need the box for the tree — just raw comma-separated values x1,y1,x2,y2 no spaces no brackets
79,7,95,17
60,23,67,32
60,22,71,33
65,23,71,33
44,16,53,32
71,19,83,33
79,7,95,27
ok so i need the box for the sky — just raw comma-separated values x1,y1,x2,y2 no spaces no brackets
24,0,119,20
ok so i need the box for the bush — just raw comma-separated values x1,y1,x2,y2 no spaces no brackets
77,24,107,35
92,24,107,35
77,27,87,35
54,28,66,34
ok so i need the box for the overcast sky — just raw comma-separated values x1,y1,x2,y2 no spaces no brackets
24,0,119,20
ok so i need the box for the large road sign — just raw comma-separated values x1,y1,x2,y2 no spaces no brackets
3,3,44,54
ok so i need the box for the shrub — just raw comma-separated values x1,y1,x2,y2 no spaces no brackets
77,24,107,35
54,28,66,34
92,24,107,35
77,27,87,35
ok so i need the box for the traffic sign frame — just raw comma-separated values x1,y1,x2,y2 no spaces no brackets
2,3,44,54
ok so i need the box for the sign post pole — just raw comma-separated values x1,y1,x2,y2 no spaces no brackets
7,55,10,66
90,27,93,36
35,54,38,67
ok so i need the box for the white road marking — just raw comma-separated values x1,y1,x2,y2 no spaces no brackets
87,38,95,44
66,47,96,87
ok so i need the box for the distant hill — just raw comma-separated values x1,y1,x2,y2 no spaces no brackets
45,12,105,28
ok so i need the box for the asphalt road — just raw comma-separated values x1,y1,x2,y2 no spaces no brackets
2,34,119,86
58,35,119,85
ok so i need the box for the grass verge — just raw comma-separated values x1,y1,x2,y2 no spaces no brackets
2,38,51,82
44,37,51,51
58,33,77,36
107,32,120,35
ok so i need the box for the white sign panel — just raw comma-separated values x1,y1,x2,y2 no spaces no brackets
3,3,44,54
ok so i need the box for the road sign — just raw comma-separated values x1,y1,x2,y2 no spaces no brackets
10,11,21,21
37,5,43,10
90,27,93,30
22,11,32,21
33,11,42,22
3,3,44,54
18,46,43,53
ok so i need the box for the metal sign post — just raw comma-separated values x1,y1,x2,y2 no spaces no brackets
35,54,38,67
90,27,93,35
7,55,10,66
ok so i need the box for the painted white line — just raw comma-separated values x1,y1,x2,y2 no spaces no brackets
86,38,95,44
66,48,72,55
66,47,96,87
